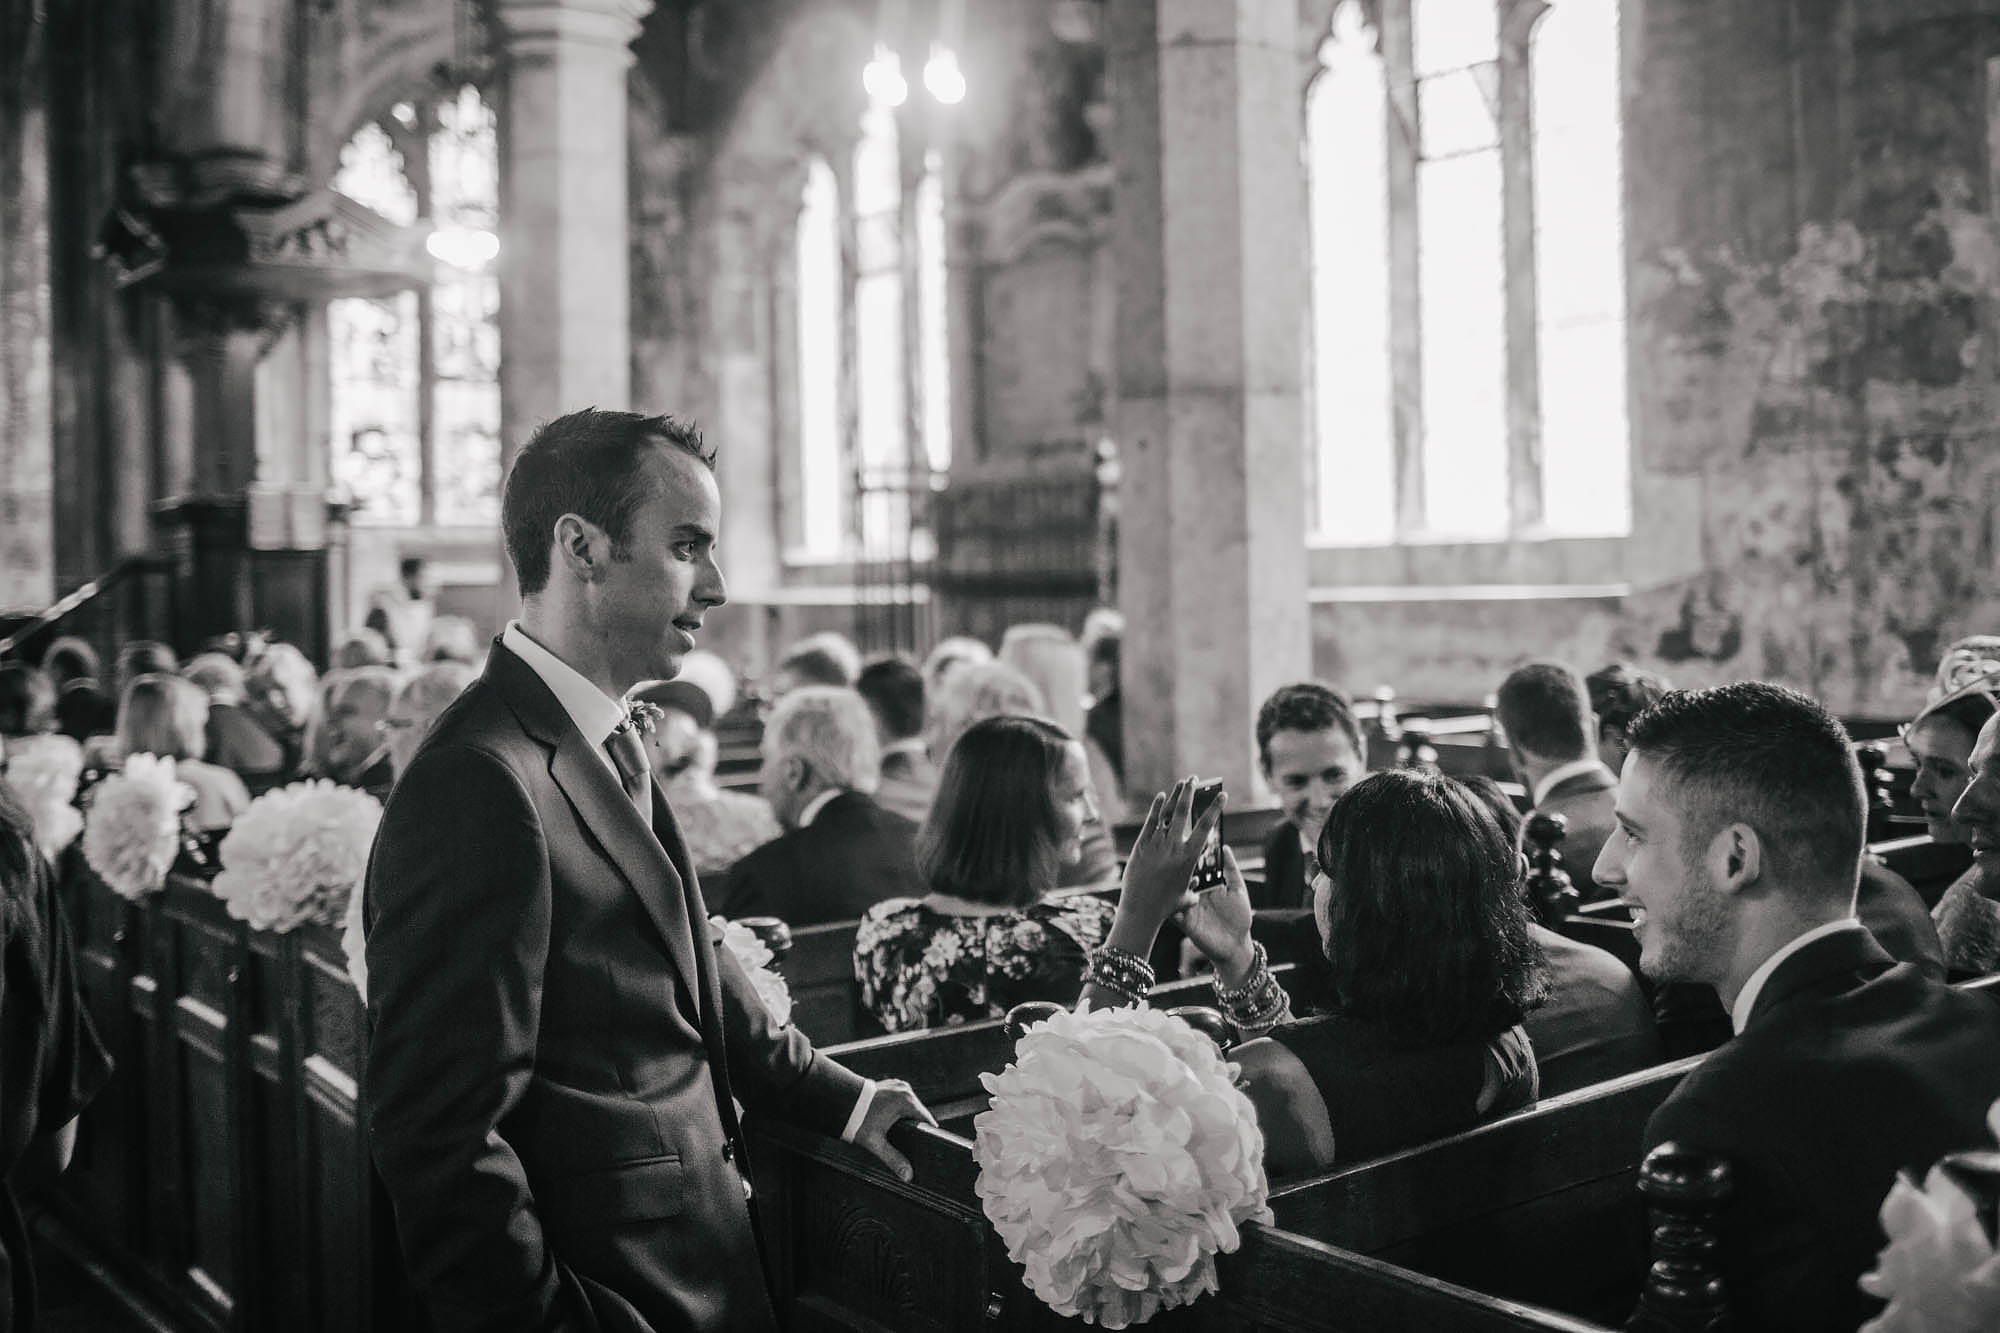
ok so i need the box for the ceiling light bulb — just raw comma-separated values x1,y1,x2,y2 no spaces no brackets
924,46,965,105
863,46,908,108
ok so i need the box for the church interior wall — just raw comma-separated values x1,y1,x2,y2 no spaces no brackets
9,0,2000,717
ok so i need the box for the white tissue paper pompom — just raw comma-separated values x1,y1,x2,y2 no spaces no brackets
82,753,191,899
5,733,85,859
1860,1097,2000,1332
711,915,792,1026
212,780,382,934
341,874,369,1002
973,1005,1273,1328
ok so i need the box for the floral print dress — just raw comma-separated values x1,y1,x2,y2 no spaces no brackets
854,894,1118,1033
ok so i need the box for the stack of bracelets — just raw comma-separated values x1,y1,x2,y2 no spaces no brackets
1084,945,1155,1007
1211,940,1290,1031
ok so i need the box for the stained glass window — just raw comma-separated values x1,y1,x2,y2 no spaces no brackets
329,85,501,528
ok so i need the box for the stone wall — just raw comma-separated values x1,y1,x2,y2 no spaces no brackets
0,0,53,611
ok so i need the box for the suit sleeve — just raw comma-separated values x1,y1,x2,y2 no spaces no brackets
710,921,865,1132
364,745,589,1333
713,849,766,920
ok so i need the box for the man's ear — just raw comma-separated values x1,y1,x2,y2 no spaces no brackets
1710,823,1763,895
784,754,810,793
552,514,604,583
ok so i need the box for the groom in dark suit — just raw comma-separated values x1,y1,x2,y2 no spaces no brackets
364,409,931,1333
1597,683,2000,1332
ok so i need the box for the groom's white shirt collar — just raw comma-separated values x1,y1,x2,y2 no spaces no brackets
503,622,626,774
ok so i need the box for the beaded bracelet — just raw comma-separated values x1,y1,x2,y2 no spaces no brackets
1085,945,1156,1007
1211,940,1271,1006
1219,975,1289,1030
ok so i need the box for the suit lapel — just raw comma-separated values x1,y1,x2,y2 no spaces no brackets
486,644,706,1023
1746,926,1893,1030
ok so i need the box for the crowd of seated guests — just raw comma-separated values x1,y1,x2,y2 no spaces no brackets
631,676,779,880
1904,635,2000,972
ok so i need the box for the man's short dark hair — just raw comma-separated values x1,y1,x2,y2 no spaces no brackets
1496,661,1592,761
399,555,429,580
1586,662,1669,739
1625,682,1865,895
855,657,925,741
1255,682,1363,768
778,643,854,689
501,408,714,596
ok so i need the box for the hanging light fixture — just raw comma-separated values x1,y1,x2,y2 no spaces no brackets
863,43,908,107
923,44,965,105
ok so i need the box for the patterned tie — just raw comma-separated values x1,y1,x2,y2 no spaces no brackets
604,724,653,833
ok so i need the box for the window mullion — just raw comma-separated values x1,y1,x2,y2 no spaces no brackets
1499,0,1549,536
1383,0,1426,537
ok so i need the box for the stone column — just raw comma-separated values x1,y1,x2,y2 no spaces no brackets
493,0,651,601
1109,0,1310,799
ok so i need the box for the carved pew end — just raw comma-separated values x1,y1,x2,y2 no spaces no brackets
1628,1142,1733,1333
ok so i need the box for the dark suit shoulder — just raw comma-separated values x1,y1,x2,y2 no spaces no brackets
1858,860,1946,977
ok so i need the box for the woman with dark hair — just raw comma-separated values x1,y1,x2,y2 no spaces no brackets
0,780,111,1327
853,714,1117,1032
1093,769,1547,1175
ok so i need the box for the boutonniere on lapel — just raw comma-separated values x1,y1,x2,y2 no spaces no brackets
614,701,666,737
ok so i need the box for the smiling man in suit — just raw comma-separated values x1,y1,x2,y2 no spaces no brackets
363,408,931,1333
1597,683,2000,1332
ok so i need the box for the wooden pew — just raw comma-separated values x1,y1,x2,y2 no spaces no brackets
50,867,412,1333
745,1020,1713,1331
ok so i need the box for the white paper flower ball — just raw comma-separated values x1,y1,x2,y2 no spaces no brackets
973,1005,1272,1328
213,780,382,934
5,733,86,859
82,753,191,900
711,915,792,1027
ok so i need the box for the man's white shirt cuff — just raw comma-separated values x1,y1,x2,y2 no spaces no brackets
840,1079,878,1143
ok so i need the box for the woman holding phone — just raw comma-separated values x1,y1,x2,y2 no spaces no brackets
1088,768,1547,1176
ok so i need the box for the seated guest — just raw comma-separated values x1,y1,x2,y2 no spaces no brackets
54,680,115,750
927,661,1118,887
243,643,319,779
182,652,287,784
377,661,476,778
1900,638,2000,959
856,715,1116,1033
1497,661,1620,900
1082,619,1124,792
309,666,400,799
1597,683,2000,1332
331,627,394,670
1094,770,1545,1176
632,678,780,880
766,631,861,700
344,660,476,999
716,686,922,925
1584,662,1668,779
114,640,178,697
856,657,937,825
1251,682,1366,911
1936,710,2000,974
1001,623,1123,824
420,614,481,667
39,636,100,692
1463,776,1663,1096
0,664,56,740
117,674,252,831
0,784,112,1330
920,634,992,697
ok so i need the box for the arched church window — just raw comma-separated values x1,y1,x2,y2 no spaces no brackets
329,85,502,529
1305,0,1630,545
794,104,952,560
797,155,845,556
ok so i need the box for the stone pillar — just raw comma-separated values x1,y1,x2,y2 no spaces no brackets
1109,0,1310,799
493,0,652,605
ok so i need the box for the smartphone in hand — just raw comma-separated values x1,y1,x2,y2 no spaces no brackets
1189,780,1227,892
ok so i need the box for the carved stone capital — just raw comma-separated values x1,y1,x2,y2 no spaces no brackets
494,0,654,62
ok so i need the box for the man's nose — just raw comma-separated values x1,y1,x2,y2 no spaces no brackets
699,557,727,608
1953,779,1989,826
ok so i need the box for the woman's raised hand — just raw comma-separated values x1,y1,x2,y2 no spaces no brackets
1114,777,1224,936
1174,846,1257,983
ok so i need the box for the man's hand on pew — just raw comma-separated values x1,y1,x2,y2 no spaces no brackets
850,1078,938,1183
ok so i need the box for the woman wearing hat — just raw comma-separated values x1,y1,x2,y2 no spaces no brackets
633,677,781,881
1904,636,2000,973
